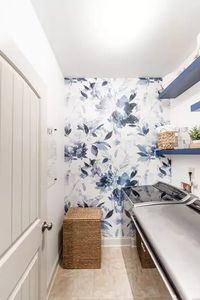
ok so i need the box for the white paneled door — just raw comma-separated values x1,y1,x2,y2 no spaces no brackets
0,49,47,300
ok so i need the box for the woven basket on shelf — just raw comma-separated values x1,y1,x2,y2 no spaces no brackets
157,131,177,150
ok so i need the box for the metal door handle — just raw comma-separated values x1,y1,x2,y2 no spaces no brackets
42,221,53,232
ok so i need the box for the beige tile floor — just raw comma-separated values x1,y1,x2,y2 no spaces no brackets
49,247,172,300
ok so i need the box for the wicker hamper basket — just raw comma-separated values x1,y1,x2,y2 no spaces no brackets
63,208,101,269
157,131,177,150
136,229,155,269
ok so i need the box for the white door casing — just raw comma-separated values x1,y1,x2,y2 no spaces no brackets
0,37,47,300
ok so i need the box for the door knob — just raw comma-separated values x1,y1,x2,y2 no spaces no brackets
42,221,53,232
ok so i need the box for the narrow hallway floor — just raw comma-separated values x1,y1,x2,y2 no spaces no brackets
49,247,171,300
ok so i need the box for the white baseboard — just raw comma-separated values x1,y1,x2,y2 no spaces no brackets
102,237,136,247
47,249,61,299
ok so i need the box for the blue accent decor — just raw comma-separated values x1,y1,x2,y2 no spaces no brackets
156,148,200,156
191,101,200,112
159,56,200,99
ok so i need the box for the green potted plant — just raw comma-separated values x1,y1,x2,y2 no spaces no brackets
189,126,200,148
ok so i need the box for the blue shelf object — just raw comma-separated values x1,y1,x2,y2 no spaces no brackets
156,148,200,156
159,56,200,99
191,100,200,112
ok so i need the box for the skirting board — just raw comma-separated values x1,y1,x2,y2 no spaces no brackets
102,237,136,247
47,249,62,299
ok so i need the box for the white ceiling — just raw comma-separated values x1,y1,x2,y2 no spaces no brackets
31,0,200,77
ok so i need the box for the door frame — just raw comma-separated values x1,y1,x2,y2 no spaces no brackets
0,35,47,300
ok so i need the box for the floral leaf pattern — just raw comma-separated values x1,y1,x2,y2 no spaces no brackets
102,158,109,163
83,124,89,134
91,145,98,156
104,131,113,140
105,210,114,219
64,123,72,136
64,78,170,237
81,91,88,98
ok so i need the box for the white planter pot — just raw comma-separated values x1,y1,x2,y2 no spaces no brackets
192,140,200,143
190,140,200,148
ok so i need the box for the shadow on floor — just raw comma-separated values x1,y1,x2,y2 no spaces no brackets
49,246,171,300
121,246,172,300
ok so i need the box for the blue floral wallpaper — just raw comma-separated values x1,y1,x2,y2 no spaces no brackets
64,78,171,237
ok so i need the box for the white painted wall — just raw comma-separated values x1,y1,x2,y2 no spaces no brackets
0,0,65,289
170,82,200,196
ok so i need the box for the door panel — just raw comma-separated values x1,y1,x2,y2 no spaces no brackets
13,290,21,300
0,50,46,300
30,255,39,300
30,92,39,224
8,252,39,300
12,73,23,242
0,222,40,299
0,60,13,255
21,276,29,300
22,84,31,232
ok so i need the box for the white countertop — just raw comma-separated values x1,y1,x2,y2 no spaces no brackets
133,204,200,300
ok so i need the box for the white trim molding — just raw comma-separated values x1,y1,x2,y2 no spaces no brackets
47,249,61,299
0,34,46,99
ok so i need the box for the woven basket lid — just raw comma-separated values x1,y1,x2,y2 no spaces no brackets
65,208,101,220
